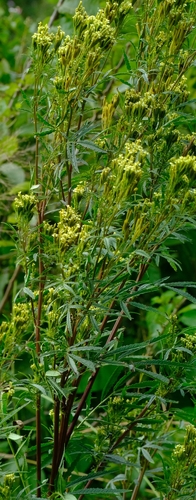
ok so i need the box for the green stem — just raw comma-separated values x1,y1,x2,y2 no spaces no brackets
35,200,45,497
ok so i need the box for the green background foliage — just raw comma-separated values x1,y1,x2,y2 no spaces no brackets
1,1,196,499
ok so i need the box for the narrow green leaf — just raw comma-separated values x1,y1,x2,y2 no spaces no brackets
35,129,54,137
123,51,131,71
66,308,72,334
67,355,79,375
45,370,61,377
141,448,154,463
47,378,74,398
78,140,106,153
120,301,132,321
105,454,131,465
70,353,95,372
8,432,23,442
37,113,55,129
1,401,31,425
131,301,165,316
31,384,46,395
162,285,196,304
133,249,151,259
74,488,131,495
138,67,149,83
23,287,35,300
137,369,169,384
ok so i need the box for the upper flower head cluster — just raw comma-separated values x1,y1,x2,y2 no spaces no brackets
53,206,81,253
14,192,36,222
32,23,65,63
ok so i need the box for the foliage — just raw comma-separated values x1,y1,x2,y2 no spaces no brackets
1,0,196,499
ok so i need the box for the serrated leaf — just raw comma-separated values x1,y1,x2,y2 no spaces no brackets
141,448,154,463
89,313,100,332
35,129,54,137
120,301,132,321
74,488,131,495
162,285,196,304
47,378,74,399
70,353,95,372
37,113,55,129
105,454,131,465
137,368,169,384
131,301,165,316
23,287,35,300
134,249,151,259
175,347,193,355
67,355,79,375
78,140,106,153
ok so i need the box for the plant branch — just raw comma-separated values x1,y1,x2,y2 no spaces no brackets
78,400,155,500
65,262,149,445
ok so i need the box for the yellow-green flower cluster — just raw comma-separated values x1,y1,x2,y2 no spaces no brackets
168,75,189,105
14,192,36,223
56,1,118,98
107,397,128,436
125,89,167,124
32,22,65,67
12,303,31,329
0,303,31,352
58,35,81,69
73,181,87,205
168,155,196,194
32,22,55,63
125,90,153,120
54,206,81,253
172,425,196,466
173,443,186,460
0,474,15,499
104,140,146,203
73,1,88,36
54,26,65,52
105,0,132,24
83,9,116,50
181,333,196,353
102,94,119,129
32,22,54,50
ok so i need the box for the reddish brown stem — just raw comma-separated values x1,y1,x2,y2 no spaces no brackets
49,261,149,492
